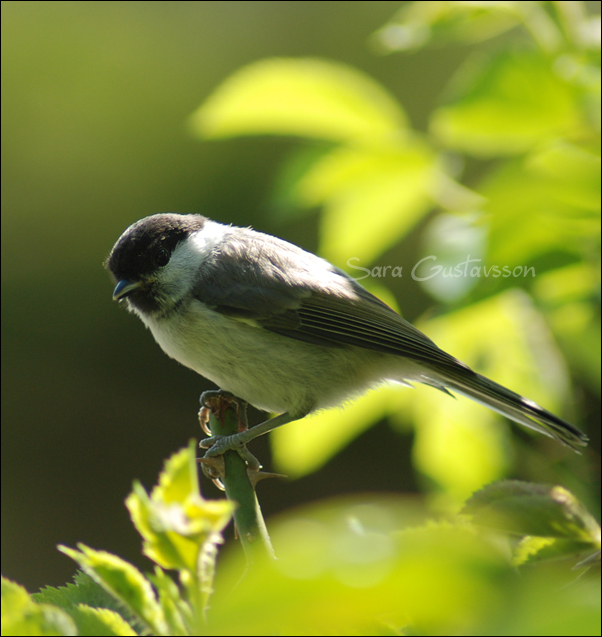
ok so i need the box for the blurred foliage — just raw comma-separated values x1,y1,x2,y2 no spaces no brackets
191,0,601,506
2,445,599,635
2,0,600,612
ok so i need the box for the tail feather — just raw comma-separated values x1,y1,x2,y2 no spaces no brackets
427,368,588,452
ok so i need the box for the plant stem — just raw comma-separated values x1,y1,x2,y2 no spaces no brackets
205,397,275,562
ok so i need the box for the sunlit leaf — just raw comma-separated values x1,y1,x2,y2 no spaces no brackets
267,143,336,220
480,141,600,267
411,388,510,501
424,290,571,410
271,385,401,477
430,50,585,155
373,0,523,52
546,302,601,394
33,572,141,633
126,441,233,574
525,140,601,212
534,262,600,306
294,141,436,266
190,57,407,143
533,264,601,393
208,500,508,634
61,605,137,636
207,497,600,635
406,290,573,499
57,545,167,636
1,576,77,636
152,440,200,505
418,212,488,302
148,568,192,637
464,481,601,545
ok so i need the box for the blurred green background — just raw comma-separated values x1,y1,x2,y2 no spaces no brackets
2,0,600,595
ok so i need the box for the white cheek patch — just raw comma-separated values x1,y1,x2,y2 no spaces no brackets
189,219,231,258
159,220,230,297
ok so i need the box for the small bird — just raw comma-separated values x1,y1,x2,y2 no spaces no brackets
106,213,587,455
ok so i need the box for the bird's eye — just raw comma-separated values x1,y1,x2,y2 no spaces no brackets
155,248,170,267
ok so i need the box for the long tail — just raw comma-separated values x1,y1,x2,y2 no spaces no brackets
427,367,588,452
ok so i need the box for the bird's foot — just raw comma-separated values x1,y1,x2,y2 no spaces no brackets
200,432,261,471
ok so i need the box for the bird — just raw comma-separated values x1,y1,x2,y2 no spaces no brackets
105,213,588,457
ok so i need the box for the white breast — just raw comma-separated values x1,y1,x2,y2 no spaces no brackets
137,298,413,417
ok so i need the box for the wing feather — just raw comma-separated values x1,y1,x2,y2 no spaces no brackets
191,230,465,370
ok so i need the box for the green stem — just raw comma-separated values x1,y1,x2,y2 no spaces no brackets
206,400,275,562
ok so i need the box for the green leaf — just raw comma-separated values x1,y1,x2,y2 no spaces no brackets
190,57,407,143
1,576,77,636
463,480,602,544
526,141,601,212
533,263,601,394
373,1,524,52
513,536,596,566
35,572,125,616
152,440,201,505
407,291,572,500
207,501,506,634
304,141,436,266
35,572,142,635
430,50,585,155
126,440,233,574
271,384,401,477
204,496,600,634
147,568,192,637
418,212,488,302
410,387,511,502
127,482,199,573
62,605,137,636
481,141,600,267
268,143,336,220
58,544,167,636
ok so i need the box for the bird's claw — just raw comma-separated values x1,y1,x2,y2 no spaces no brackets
197,455,226,490
200,433,261,471
199,390,248,432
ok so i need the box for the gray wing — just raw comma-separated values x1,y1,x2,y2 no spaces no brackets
192,229,588,450
192,230,465,371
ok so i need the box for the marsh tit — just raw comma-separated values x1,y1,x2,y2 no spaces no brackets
106,213,587,455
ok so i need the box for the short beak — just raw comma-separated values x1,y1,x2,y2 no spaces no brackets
113,279,143,301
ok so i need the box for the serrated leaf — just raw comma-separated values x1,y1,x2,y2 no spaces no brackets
35,571,124,613
513,536,593,566
147,568,191,637
34,571,142,634
151,440,200,505
463,481,602,544
190,57,407,143
1,576,77,636
58,544,167,636
513,535,557,566
126,441,233,573
66,605,137,636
